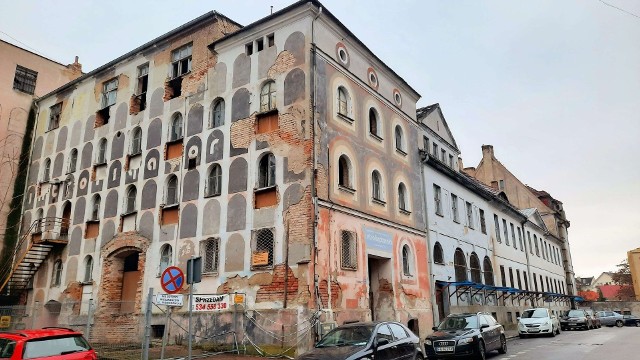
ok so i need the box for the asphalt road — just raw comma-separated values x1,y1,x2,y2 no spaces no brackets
485,326,639,360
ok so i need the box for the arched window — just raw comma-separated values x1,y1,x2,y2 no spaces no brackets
254,228,275,267
483,256,494,286
470,253,482,283
337,87,349,116
68,149,78,173
211,99,225,128
369,108,379,136
169,113,183,141
35,209,44,232
338,155,352,188
433,242,444,264
52,259,63,287
206,164,222,197
395,125,404,152
258,153,276,188
159,244,172,274
125,185,137,213
131,126,142,155
83,255,93,283
91,195,101,220
402,244,412,276
166,175,178,205
63,176,73,198
96,138,107,164
260,81,276,112
398,183,408,211
454,248,467,282
43,158,51,181
371,170,382,201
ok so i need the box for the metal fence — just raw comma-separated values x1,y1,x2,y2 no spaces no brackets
0,292,319,360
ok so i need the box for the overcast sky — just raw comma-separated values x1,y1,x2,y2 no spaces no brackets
2,0,638,278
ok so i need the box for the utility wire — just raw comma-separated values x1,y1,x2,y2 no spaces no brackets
0,29,53,58
598,0,640,19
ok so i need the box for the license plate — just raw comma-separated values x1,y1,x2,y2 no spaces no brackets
569,323,576,326
437,346,454,352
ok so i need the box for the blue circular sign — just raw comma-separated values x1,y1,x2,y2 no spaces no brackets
161,266,184,294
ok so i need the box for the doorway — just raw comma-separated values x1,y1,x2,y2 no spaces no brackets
120,252,140,313
60,202,71,237
367,256,392,322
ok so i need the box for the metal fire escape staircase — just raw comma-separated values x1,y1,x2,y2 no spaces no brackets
0,218,70,295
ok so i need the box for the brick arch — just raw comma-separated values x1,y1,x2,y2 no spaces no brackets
95,233,150,342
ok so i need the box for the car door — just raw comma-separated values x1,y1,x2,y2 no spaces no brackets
602,311,613,326
375,323,400,360
388,323,413,359
480,315,498,350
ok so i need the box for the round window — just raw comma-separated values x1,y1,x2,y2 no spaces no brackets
393,89,402,106
335,42,350,67
367,67,379,90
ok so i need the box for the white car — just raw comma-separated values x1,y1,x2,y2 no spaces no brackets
518,308,561,338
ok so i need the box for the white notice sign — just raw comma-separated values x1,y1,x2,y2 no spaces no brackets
192,294,230,312
156,294,184,307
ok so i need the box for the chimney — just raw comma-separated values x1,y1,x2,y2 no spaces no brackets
481,144,494,159
67,56,83,78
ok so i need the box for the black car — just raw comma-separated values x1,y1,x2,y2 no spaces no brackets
560,309,593,330
297,321,423,360
623,315,640,327
424,312,507,360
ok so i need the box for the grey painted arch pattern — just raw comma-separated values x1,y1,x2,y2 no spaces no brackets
144,149,160,179
184,136,202,169
80,142,93,170
202,198,221,236
44,132,55,156
139,211,155,241
70,121,82,148
226,194,246,232
28,162,39,186
56,126,68,152
69,227,83,256
147,118,162,150
232,53,251,89
104,190,119,218
65,256,78,284
284,68,305,106
111,131,126,161
84,115,95,142
225,233,245,272
114,102,128,131
284,31,306,66
100,220,116,248
107,161,122,189
182,170,200,202
187,103,204,137
206,130,224,163
141,180,157,210
24,186,35,210
210,62,227,96
228,157,248,194
179,203,198,239
77,170,90,197
73,197,86,225
231,88,250,122
32,136,43,160
149,88,164,118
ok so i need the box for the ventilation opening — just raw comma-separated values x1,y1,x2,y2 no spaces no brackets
166,77,183,100
95,107,110,127
151,325,165,338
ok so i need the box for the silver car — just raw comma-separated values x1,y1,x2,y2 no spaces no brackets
597,311,624,327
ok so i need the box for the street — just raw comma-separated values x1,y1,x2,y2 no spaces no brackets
487,326,639,360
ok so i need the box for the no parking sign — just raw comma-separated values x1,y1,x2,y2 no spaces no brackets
160,266,184,294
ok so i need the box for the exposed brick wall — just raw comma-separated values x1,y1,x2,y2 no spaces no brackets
256,264,299,303
318,279,340,309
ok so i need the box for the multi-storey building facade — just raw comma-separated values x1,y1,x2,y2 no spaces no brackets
0,40,81,262
418,104,572,327
3,0,433,350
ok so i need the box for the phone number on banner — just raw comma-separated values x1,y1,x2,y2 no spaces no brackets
191,294,230,312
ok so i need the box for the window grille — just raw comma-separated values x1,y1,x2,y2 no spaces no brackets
434,185,442,215
341,231,357,269
253,229,274,267
101,78,118,109
201,238,220,274
13,65,38,94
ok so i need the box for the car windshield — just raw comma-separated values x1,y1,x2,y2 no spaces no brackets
438,315,479,330
521,309,548,319
23,335,91,358
565,310,584,317
316,326,373,347
0,338,16,358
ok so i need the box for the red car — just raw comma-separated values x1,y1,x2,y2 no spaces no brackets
0,327,97,359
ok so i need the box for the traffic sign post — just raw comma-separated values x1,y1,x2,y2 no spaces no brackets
160,266,184,294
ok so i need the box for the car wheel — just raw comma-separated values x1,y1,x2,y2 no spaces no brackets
519,333,526,339
636,321,640,327
414,353,424,360
550,327,556,337
498,335,507,354
476,340,486,360
616,320,624,327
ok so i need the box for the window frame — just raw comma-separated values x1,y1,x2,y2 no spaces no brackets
466,202,474,229
96,138,108,165
211,98,225,128
337,87,350,117
371,170,383,202
83,255,94,283
340,230,357,270
42,158,51,182
337,155,353,190
52,259,63,287
67,148,78,174
159,244,173,275
13,65,38,95
201,237,220,275
479,209,487,234
453,248,467,282
252,228,275,269
124,185,137,214
169,113,183,142
206,164,222,197
451,193,459,223
101,78,118,109
171,43,193,79
394,125,405,154
433,242,444,265
434,184,443,216
48,102,62,131
258,153,276,189
130,127,142,155
91,195,101,221
165,175,179,206
260,80,276,113
401,244,412,276
398,182,409,212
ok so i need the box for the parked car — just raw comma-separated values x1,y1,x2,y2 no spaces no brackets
585,310,601,328
597,311,624,327
517,308,561,338
560,309,593,331
297,321,423,360
623,315,640,327
424,312,507,360
0,327,97,359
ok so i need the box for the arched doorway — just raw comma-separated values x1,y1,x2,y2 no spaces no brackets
60,202,72,238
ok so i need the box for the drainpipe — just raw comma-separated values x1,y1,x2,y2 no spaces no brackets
521,219,532,305
310,5,323,316
419,152,437,328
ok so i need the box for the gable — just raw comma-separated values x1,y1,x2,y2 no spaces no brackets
420,106,459,151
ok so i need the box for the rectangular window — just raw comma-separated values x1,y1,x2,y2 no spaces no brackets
494,215,501,242
451,194,459,222
48,102,62,131
466,202,474,229
135,64,149,112
13,65,38,95
341,231,357,270
500,265,506,287
479,209,487,234
517,227,524,251
508,267,514,288
245,42,253,55
527,231,533,254
533,273,538,292
432,143,439,157
200,238,220,274
523,271,529,290
510,223,516,249
516,269,522,289
498,179,505,190
423,136,429,152
256,38,264,52
101,78,118,109
449,154,454,168
440,149,446,162
503,219,509,245
434,185,443,216
267,33,275,47
171,43,193,78
534,235,540,256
